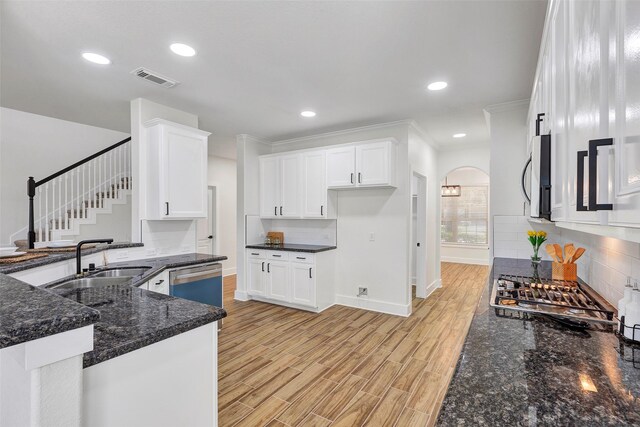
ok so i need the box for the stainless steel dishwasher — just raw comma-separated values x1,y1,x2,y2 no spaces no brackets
169,263,223,310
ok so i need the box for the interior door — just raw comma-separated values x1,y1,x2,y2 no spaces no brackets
260,157,279,218
196,187,215,254
326,146,356,188
302,151,327,218
266,261,289,302
356,142,390,186
279,154,301,218
291,263,316,307
608,0,640,227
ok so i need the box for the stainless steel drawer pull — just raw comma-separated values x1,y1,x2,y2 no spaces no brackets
273,254,282,257
296,257,306,260
154,280,164,285
309,267,312,278
261,261,265,272
251,252,259,255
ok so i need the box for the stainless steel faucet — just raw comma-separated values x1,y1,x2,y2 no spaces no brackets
76,239,113,275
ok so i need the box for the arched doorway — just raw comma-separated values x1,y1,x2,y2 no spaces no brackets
440,167,490,265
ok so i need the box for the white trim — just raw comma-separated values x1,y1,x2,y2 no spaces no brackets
425,279,441,299
441,243,489,249
440,256,490,266
222,267,236,277
407,120,440,150
268,119,413,146
234,290,250,301
334,294,411,317
483,99,530,114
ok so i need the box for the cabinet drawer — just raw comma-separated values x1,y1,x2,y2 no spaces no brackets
267,251,289,261
290,253,315,264
247,250,266,259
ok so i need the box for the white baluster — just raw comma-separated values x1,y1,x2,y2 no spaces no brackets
45,183,49,242
38,187,42,242
58,177,62,231
65,174,68,229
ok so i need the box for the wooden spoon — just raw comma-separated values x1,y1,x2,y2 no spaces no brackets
564,244,575,264
545,244,558,262
553,243,564,263
571,247,586,263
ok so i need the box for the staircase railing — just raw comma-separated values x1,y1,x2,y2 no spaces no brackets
27,137,132,248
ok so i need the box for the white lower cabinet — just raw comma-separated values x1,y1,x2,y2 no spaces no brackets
291,262,315,307
245,249,334,311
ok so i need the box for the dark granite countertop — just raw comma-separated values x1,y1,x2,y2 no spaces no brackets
0,274,99,349
0,242,144,274
437,258,640,426
46,253,228,367
246,243,337,253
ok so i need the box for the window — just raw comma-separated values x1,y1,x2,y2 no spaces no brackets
441,186,488,245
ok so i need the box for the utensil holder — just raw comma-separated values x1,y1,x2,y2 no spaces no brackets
552,262,577,281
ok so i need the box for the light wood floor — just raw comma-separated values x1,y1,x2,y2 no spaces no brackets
219,262,488,427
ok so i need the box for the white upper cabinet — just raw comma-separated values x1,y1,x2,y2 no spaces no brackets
144,119,209,220
607,0,640,227
259,154,301,218
327,140,397,189
530,0,640,231
302,151,328,218
326,146,357,188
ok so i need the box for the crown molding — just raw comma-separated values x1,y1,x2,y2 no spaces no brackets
407,120,440,150
483,99,530,114
267,119,414,146
236,133,270,146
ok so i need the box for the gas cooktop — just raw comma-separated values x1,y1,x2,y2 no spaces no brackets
490,273,616,326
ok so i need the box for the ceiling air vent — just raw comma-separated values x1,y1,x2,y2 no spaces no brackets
130,67,179,88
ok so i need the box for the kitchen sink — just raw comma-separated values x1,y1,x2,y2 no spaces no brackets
91,267,151,278
52,277,132,289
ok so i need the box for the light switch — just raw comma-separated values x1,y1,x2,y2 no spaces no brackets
369,232,375,241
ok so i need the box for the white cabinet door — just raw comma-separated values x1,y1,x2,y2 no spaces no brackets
608,0,640,227
148,271,170,295
564,0,607,225
291,263,316,307
302,151,327,218
266,261,289,302
356,141,392,187
164,128,208,218
327,146,356,188
280,154,302,218
260,157,280,218
247,258,266,296
550,0,569,222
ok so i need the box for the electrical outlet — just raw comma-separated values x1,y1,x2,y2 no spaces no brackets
369,232,375,241
358,287,368,297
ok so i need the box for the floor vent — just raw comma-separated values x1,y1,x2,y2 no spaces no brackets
130,67,179,88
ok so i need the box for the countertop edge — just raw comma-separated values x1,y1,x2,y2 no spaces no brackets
245,244,337,253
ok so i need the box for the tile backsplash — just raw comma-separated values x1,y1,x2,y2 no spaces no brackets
493,215,640,307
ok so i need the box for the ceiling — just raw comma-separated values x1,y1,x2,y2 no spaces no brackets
0,1,547,159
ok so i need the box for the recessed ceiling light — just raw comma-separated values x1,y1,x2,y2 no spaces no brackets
300,110,316,118
427,81,448,91
170,43,197,57
82,52,111,65
453,133,467,138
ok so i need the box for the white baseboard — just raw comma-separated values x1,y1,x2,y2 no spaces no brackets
425,279,441,299
234,290,249,301
334,294,411,317
223,267,237,277
441,256,490,266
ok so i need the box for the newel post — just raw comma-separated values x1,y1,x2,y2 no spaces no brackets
27,177,36,249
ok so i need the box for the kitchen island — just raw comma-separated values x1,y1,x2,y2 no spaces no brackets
437,258,640,426
0,251,227,427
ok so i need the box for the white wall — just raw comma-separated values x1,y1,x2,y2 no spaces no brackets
207,155,237,276
440,167,490,265
485,101,529,217
408,127,441,296
0,108,128,244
